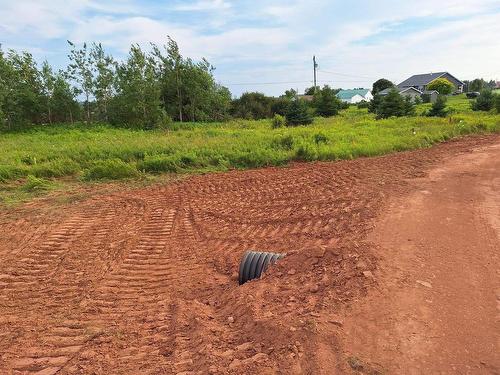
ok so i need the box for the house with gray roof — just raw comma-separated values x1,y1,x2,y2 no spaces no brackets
397,72,464,93
379,86,439,103
336,89,373,104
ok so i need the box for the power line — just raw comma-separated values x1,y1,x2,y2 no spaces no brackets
222,79,368,86
318,69,377,80
224,80,312,86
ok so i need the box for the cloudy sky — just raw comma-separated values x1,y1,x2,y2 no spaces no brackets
1,0,499,96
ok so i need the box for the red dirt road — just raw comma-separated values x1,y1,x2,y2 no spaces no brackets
342,139,500,374
0,135,499,374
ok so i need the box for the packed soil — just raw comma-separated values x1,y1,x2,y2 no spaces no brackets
0,134,498,375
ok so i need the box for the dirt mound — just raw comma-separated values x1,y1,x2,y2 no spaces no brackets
0,134,498,374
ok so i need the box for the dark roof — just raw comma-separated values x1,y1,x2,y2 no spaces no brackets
378,87,421,95
378,87,396,95
397,72,464,88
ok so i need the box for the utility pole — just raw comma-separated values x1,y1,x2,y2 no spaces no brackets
313,55,318,93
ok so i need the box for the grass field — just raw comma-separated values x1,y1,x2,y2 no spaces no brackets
1,94,499,204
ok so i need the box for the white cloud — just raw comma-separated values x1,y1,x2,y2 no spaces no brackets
0,0,498,96
174,0,232,11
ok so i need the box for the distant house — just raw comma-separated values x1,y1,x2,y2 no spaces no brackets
336,89,373,104
379,87,439,103
397,72,464,93
297,94,314,102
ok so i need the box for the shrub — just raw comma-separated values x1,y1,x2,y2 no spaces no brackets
472,90,495,111
427,77,454,95
272,135,294,150
83,159,138,180
427,95,448,117
271,114,286,128
231,92,273,119
0,165,25,182
286,99,313,126
357,100,369,109
31,159,80,178
495,94,500,113
421,93,431,103
313,132,329,144
271,97,290,116
137,154,180,173
22,175,51,192
294,141,318,161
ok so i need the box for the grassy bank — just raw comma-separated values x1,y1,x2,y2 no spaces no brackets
1,95,499,204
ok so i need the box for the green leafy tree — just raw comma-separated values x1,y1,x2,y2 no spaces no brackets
151,38,230,122
471,90,495,111
4,50,45,126
304,86,319,95
231,92,273,119
285,99,313,126
52,73,80,123
372,78,394,94
427,95,448,117
67,41,94,123
283,88,297,99
90,43,115,122
495,94,500,113
313,85,342,117
468,78,486,92
40,61,56,123
271,97,291,116
427,78,454,95
110,44,164,128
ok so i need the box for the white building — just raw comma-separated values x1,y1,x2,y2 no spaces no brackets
336,89,373,104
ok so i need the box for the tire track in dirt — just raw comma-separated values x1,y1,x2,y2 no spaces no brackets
0,196,148,375
0,135,498,374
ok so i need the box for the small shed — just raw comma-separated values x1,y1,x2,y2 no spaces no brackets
379,87,422,102
423,90,439,103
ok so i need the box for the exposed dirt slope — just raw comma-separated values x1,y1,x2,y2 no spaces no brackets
0,134,498,375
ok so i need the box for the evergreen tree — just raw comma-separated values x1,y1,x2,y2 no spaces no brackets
471,90,495,111
313,85,342,117
375,89,414,119
368,93,383,114
427,95,448,117
285,99,313,126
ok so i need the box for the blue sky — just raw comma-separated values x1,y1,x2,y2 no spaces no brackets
1,0,499,97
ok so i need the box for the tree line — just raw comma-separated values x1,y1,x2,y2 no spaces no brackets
1,39,498,131
0,38,231,130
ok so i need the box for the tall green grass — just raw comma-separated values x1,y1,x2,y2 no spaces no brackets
0,96,498,186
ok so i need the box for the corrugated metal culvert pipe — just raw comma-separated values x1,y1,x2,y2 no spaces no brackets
238,250,286,285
